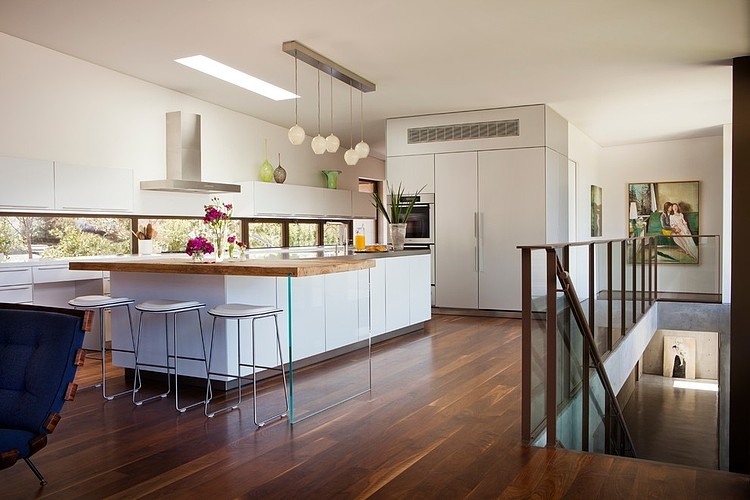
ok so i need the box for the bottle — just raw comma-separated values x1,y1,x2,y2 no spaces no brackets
355,225,366,250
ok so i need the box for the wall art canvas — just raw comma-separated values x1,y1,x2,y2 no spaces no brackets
627,181,699,264
662,335,696,379
591,185,602,237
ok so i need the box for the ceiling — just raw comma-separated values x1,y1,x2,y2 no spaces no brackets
1,0,748,159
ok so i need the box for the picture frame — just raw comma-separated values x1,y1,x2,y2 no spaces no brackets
627,181,699,264
591,185,602,237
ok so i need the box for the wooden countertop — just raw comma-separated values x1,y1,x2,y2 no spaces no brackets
69,256,375,277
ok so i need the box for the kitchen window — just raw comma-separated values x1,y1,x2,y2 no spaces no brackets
0,215,130,258
137,218,241,254
247,221,282,248
288,222,319,247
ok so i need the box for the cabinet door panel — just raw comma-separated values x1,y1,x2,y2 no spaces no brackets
384,256,410,331
386,155,435,193
0,157,54,209
434,152,478,308
409,254,432,323
478,148,546,310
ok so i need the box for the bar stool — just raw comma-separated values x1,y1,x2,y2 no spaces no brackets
204,303,288,426
132,299,208,412
68,295,136,400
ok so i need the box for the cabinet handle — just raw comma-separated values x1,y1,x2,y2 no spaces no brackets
474,212,479,272
38,265,69,270
478,212,484,272
0,268,28,273
0,285,32,291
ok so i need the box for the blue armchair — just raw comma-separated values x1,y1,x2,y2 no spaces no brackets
0,302,89,485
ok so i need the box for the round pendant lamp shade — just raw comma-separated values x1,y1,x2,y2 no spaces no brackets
344,148,359,166
288,124,305,145
311,134,327,154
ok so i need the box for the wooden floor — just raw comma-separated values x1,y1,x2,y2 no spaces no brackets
3,315,748,499
623,374,719,469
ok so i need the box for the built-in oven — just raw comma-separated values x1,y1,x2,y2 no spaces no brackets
395,193,434,244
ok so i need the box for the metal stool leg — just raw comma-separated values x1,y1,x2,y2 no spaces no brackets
205,316,244,417
102,303,136,400
174,308,208,412
252,314,288,427
133,311,171,406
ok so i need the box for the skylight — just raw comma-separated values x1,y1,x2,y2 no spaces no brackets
175,55,298,101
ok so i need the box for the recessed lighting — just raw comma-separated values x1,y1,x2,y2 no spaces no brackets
175,55,298,101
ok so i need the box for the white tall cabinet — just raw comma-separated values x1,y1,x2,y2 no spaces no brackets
434,149,545,310
387,104,569,313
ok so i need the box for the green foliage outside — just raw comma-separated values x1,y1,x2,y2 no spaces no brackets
42,218,130,258
0,219,18,256
289,222,318,247
248,222,282,248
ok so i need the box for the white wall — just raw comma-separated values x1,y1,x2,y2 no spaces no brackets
599,136,723,238
567,124,604,299
0,33,383,214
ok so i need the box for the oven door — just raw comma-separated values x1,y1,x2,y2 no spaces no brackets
404,203,434,244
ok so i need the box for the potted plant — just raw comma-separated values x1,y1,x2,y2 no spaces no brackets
371,183,425,250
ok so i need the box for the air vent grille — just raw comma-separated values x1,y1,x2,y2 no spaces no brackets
407,119,520,144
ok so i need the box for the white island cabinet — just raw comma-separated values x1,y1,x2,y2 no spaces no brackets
72,251,431,379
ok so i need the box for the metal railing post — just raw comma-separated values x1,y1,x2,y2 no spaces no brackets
545,248,557,448
521,248,532,444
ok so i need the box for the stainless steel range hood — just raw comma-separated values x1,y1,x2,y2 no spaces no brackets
140,111,241,193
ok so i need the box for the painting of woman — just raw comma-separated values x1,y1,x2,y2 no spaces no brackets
669,204,698,259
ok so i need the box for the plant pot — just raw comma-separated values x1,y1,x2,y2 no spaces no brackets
389,223,407,251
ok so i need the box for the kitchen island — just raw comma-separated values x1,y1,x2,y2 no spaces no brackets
70,249,431,421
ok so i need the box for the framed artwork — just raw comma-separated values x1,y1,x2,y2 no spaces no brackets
662,336,696,379
591,185,602,237
627,181,699,264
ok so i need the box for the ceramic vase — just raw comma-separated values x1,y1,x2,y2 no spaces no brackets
274,153,287,184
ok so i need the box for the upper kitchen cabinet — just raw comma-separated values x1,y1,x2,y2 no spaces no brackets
0,156,55,210
254,182,351,218
54,162,134,212
385,154,435,193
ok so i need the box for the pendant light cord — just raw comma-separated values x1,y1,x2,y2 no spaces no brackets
360,90,364,141
330,72,334,133
349,85,353,147
317,69,321,134
294,55,299,122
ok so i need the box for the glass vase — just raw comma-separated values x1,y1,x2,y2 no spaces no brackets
192,252,204,263
389,223,407,251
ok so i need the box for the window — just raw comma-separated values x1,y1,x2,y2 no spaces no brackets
289,222,318,247
0,216,130,258
137,218,241,253
323,222,345,245
248,221,282,248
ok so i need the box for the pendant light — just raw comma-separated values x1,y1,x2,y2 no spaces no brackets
310,69,326,154
325,71,340,153
344,85,359,166
287,53,305,145
355,89,370,159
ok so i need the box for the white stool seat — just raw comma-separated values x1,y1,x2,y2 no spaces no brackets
208,304,281,318
136,299,205,313
69,295,134,308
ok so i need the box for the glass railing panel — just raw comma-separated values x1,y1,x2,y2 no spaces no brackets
555,290,585,451
587,367,607,454
529,249,549,439
611,242,626,350
656,235,721,300
593,243,611,356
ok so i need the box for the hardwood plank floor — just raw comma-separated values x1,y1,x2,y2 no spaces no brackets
2,315,748,499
